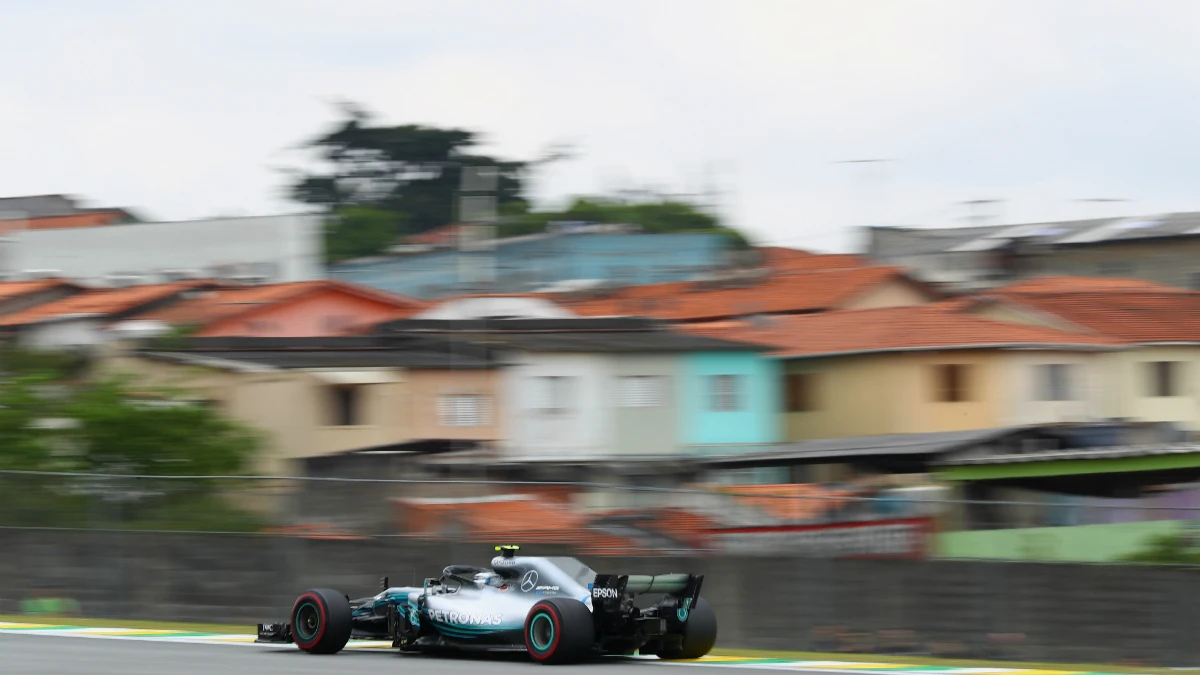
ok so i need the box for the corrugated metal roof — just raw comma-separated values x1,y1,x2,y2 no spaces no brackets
702,427,1028,465
140,347,496,370
936,442,1200,466
872,213,1200,256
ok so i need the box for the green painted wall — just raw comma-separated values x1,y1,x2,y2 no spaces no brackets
937,520,1187,562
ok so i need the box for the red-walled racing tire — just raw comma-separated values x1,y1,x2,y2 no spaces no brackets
524,597,593,664
291,588,352,654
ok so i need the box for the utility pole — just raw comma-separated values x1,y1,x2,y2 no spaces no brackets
457,165,499,294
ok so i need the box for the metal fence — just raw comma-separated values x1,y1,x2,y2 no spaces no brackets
6,470,1200,665
3,470,1199,563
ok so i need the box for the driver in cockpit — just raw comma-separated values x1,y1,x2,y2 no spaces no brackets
473,571,504,589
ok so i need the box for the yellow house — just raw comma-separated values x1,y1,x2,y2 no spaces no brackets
682,304,1125,443
953,276,1200,433
98,337,502,476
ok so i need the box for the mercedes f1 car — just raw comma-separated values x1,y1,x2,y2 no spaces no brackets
256,546,717,664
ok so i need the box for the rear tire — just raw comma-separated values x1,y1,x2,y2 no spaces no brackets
291,588,352,654
657,597,717,660
524,597,594,664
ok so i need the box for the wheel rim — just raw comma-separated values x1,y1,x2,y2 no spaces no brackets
529,613,554,652
295,601,321,641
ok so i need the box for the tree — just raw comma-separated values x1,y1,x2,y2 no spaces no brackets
0,350,264,530
325,206,410,263
1121,531,1200,565
285,102,535,260
499,196,753,249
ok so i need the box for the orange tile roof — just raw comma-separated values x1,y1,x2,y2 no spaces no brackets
758,246,814,264
0,211,129,234
393,496,664,555
0,280,214,328
544,265,920,322
974,276,1200,343
679,304,1123,358
707,484,859,522
0,278,80,301
133,279,426,327
993,275,1194,295
766,251,868,271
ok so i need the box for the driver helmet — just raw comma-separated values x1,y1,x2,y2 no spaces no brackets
473,571,500,587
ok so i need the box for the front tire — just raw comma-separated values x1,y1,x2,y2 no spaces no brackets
291,588,352,654
524,597,594,664
657,597,717,660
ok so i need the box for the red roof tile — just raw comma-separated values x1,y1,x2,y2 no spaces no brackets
994,276,1193,295
766,251,868,271
392,495,666,555
973,277,1200,343
680,304,1123,358
706,484,858,522
0,278,81,301
0,211,129,234
133,279,426,328
543,265,923,322
0,281,215,327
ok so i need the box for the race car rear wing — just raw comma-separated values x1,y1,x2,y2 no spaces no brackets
589,572,704,636
589,572,703,606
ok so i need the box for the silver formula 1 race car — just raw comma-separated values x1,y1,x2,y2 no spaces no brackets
256,546,717,664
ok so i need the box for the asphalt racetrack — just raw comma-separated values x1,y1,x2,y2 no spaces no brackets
0,633,772,675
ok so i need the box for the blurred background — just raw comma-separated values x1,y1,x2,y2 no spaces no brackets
5,0,1200,668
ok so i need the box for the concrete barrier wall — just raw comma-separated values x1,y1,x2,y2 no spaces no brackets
0,530,1196,666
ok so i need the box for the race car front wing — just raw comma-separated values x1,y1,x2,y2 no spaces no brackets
255,622,293,644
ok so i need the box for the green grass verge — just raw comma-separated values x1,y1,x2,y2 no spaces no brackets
0,616,1180,674
710,648,1182,675
0,615,252,635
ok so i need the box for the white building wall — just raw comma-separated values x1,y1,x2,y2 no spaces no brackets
20,319,107,350
1108,346,1200,431
416,297,577,320
499,352,613,460
1003,351,1109,426
4,214,323,285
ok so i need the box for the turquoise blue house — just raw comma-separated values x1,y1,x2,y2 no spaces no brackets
328,232,730,299
678,351,783,458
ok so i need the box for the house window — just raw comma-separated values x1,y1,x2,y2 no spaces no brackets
617,375,665,408
439,394,489,427
785,372,815,412
329,386,360,426
934,364,971,402
1036,364,1073,401
709,374,743,412
532,376,574,414
1147,361,1184,397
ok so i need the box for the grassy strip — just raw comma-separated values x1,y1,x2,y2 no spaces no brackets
710,648,1182,675
0,616,1181,675
0,615,252,635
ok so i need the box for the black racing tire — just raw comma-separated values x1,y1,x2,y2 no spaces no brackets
291,588,353,654
524,597,594,664
657,597,717,660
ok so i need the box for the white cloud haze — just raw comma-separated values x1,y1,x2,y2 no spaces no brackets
3,0,1200,252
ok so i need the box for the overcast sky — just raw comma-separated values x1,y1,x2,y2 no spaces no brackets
4,1,1200,253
